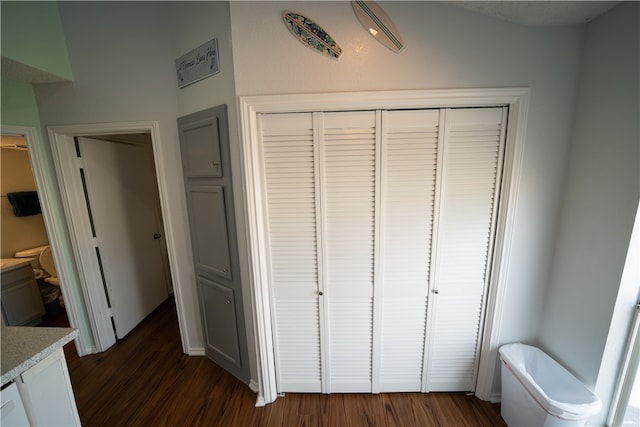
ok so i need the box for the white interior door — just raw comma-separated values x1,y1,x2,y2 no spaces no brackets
423,107,507,391
376,109,440,392
261,113,323,393
78,137,168,339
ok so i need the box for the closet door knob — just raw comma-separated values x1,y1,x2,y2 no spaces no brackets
433,289,439,295
318,291,324,296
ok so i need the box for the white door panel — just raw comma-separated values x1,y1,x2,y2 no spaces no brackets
424,107,507,391
377,109,440,392
79,137,168,339
321,111,377,392
261,113,323,392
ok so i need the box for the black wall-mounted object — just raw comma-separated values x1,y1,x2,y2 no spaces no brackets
7,191,41,216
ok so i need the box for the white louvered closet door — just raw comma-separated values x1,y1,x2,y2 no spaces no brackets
260,107,506,395
376,110,440,392
261,113,323,392
320,111,378,393
424,107,507,392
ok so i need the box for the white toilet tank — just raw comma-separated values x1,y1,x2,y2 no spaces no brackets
15,245,51,279
499,343,602,426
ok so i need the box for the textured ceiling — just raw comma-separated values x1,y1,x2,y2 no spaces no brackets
449,1,620,26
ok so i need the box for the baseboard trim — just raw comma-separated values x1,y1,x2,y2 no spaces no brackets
489,392,501,403
255,395,266,407
249,379,259,393
188,347,205,356
76,342,97,357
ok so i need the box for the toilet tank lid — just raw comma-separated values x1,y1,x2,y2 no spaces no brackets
15,244,49,258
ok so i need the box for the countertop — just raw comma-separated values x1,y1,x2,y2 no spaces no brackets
1,326,78,386
0,258,34,274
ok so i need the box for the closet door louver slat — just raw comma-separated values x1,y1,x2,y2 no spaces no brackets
425,108,506,392
261,113,322,392
378,110,440,392
321,112,377,393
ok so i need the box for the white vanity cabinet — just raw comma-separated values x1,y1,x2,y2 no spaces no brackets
1,260,44,326
1,382,30,426
15,348,81,426
1,327,80,426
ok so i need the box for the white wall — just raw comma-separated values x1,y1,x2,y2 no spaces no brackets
33,2,202,354
230,0,584,395
538,3,639,422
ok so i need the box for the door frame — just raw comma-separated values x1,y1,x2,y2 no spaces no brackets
238,88,530,406
48,122,188,352
1,125,96,355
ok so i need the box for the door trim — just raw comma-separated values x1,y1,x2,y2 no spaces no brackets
238,88,530,406
48,122,188,353
1,125,94,355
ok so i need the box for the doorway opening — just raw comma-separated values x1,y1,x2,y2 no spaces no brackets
46,122,187,355
75,133,173,340
1,134,66,326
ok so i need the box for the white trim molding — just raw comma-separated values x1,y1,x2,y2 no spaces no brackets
188,348,206,357
47,122,191,355
237,88,530,406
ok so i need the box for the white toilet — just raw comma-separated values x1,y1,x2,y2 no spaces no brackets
15,245,62,309
15,244,60,287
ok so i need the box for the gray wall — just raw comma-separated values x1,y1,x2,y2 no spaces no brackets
539,2,639,422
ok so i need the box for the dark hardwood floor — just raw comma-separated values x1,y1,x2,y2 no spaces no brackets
57,297,506,427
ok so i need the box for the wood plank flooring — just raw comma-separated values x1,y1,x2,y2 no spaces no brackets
60,297,506,426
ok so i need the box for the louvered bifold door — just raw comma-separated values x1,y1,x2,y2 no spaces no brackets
260,113,323,392
320,111,378,393
376,110,440,392
424,107,507,392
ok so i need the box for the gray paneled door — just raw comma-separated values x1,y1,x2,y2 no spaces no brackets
178,105,250,383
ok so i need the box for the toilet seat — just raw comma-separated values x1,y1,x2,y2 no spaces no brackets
44,276,60,286
15,245,61,287
39,246,58,279
15,244,49,258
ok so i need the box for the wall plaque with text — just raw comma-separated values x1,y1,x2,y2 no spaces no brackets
176,38,219,88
